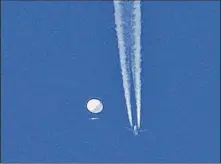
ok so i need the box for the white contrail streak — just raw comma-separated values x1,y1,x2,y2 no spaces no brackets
114,1,133,127
131,1,142,129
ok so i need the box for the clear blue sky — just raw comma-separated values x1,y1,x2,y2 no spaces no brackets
2,1,220,162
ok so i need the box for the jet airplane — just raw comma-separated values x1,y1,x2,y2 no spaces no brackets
126,125,147,136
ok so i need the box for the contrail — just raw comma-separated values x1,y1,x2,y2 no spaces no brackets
114,1,133,127
131,1,142,129
114,1,142,130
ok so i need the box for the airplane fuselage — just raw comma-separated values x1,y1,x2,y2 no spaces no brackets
133,125,138,136
126,125,146,136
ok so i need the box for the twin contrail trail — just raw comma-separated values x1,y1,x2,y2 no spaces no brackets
114,1,142,129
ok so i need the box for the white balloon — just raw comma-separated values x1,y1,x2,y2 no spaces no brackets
87,99,103,113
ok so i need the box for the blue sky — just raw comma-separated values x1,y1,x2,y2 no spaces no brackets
1,1,220,162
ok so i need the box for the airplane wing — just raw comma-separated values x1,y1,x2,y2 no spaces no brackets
125,127,132,131
140,129,148,132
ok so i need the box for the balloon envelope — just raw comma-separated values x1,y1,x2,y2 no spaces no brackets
87,99,103,113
